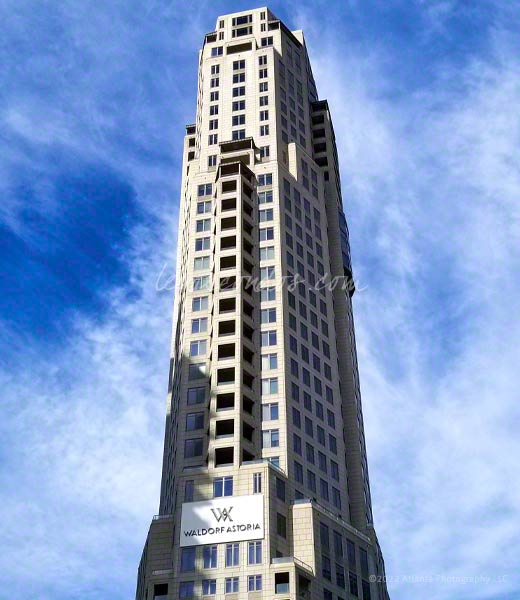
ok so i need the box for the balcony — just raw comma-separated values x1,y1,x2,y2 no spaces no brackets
271,556,314,575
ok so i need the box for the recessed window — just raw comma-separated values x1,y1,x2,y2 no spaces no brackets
276,513,287,538
248,541,262,564
260,286,276,301
184,480,194,501
258,173,272,186
187,386,205,405
190,340,207,357
188,362,206,380
260,265,275,280
261,377,278,395
261,308,276,323
225,577,239,593
259,190,273,204
202,579,216,596
248,574,262,591
225,543,239,566
196,219,211,234
195,235,210,251
259,145,270,158
259,226,274,241
232,114,245,126
186,412,204,431
262,428,279,448
179,581,194,598
232,129,246,140
203,545,217,569
184,438,203,459
194,256,210,271
214,476,233,497
261,353,277,369
275,571,290,593
261,330,277,346
262,402,279,421
181,546,196,573
215,446,234,466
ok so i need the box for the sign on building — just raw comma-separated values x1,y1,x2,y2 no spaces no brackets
180,494,264,547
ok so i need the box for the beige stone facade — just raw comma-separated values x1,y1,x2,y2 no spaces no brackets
136,7,389,600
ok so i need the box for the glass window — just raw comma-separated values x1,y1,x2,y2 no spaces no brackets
225,543,239,566
258,190,273,204
294,461,303,483
261,377,278,395
179,581,194,598
186,412,204,431
261,353,278,369
262,429,279,448
320,478,329,501
187,387,205,405
192,296,208,312
185,480,194,501
195,237,210,252
261,307,276,323
202,579,216,596
259,208,273,222
181,547,196,572
203,545,217,569
262,402,279,420
225,577,239,593
248,575,262,591
190,340,207,357
253,472,262,493
276,477,286,501
260,286,276,301
214,476,233,497
276,512,287,537
184,438,203,458
261,330,277,346
248,541,262,564
259,227,274,241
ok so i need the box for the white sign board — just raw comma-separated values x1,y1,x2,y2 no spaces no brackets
180,494,264,547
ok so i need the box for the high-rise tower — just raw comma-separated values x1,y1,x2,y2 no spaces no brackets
136,8,389,600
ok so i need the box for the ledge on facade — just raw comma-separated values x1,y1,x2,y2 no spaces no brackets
152,514,174,521
242,457,286,476
272,556,314,575
311,99,329,113
217,160,254,182
220,137,256,153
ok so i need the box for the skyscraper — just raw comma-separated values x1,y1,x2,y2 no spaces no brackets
136,8,389,600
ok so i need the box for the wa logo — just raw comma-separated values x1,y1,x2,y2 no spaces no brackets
211,507,234,522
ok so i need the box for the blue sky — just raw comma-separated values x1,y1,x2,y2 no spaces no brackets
1,1,519,598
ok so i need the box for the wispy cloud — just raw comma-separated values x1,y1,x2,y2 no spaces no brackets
301,4,520,598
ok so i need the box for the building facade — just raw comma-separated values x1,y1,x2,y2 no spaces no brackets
136,8,389,600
